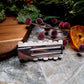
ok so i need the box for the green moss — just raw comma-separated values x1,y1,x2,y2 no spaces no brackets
17,4,41,23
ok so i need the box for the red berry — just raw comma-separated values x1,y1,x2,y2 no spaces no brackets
51,30,57,39
38,32,45,40
45,24,51,31
51,30,58,36
36,18,44,24
63,39,68,46
59,22,64,28
51,18,58,24
45,24,52,27
25,18,32,25
78,44,84,52
63,22,70,29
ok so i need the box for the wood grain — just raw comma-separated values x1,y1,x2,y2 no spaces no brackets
0,17,29,59
0,16,18,26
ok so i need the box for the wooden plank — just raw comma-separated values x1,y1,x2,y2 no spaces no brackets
0,16,18,26
0,17,29,59
0,25,27,41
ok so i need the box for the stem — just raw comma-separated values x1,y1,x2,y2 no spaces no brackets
54,37,69,41
32,23,40,27
40,26,69,31
45,36,69,41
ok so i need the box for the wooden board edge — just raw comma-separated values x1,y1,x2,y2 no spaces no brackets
0,27,32,61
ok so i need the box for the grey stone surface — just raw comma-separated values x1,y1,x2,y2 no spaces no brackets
0,57,47,84
38,46,84,84
0,46,84,84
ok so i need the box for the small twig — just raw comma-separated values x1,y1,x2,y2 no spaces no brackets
40,26,69,31
54,37,69,41
45,36,69,41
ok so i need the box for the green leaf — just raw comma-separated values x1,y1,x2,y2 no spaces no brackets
73,0,84,7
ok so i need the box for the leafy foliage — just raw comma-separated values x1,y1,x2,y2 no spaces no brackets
0,9,5,22
36,0,84,25
0,2,5,22
0,0,41,23
0,2,4,10
0,0,84,25
17,4,41,23
37,0,64,5
64,0,84,25
71,0,84,16
36,0,66,19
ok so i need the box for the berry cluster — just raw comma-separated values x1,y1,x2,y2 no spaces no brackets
37,29,58,40
59,22,70,29
25,17,70,47
37,31,68,48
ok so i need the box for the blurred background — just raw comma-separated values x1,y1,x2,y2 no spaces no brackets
0,0,84,25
